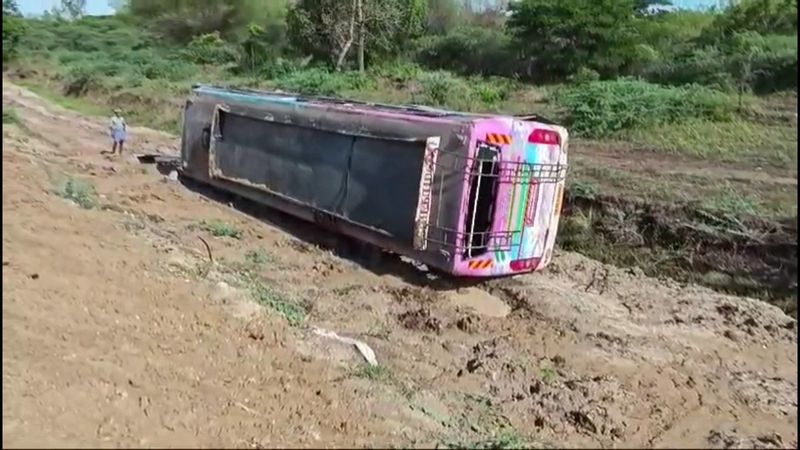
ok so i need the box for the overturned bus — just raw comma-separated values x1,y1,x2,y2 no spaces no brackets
179,85,568,277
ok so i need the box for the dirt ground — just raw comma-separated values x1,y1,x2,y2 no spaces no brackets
3,82,797,448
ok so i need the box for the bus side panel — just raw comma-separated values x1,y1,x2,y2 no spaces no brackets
210,110,427,245
181,92,471,274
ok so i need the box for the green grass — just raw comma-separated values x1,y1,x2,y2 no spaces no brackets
353,364,392,381
251,282,305,326
199,219,242,239
568,163,797,219
17,80,110,117
444,430,543,449
539,366,557,384
244,247,274,266
3,108,21,125
623,119,798,168
54,177,98,209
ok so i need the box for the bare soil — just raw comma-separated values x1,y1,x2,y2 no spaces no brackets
3,82,797,448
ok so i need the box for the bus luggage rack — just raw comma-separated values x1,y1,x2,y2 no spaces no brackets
435,155,568,185
422,225,520,253
416,146,568,257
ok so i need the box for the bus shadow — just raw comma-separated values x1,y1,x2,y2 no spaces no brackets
177,176,484,292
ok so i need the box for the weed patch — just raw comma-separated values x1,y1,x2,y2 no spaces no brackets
3,108,21,124
539,366,558,384
244,247,274,266
55,177,98,209
558,79,739,138
251,282,305,326
353,364,392,381
444,430,542,449
198,220,242,239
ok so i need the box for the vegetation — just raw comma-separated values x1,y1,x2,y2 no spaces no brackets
251,281,306,326
3,0,796,311
3,108,20,125
55,177,98,209
198,219,242,239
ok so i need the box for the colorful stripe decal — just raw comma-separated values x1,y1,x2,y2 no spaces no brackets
525,182,539,226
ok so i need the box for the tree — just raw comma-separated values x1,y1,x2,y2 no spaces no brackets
287,0,423,71
108,0,128,13
699,0,797,43
426,0,463,34
634,0,672,15
3,0,27,64
506,0,640,81
61,0,87,19
127,0,261,43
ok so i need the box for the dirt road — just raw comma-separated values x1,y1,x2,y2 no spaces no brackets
3,82,797,448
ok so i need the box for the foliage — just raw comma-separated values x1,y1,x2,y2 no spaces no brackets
237,23,289,74
558,79,738,137
271,67,375,95
700,0,797,43
506,0,641,81
3,108,20,124
200,220,242,239
251,282,305,326
413,26,515,77
55,177,98,209
287,0,424,70
127,0,262,43
61,0,87,19
3,0,27,64
645,33,797,94
183,32,237,65
425,0,464,34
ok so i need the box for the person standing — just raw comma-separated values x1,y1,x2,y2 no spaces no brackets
109,108,127,155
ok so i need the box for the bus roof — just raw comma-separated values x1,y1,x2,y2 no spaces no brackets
192,84,557,125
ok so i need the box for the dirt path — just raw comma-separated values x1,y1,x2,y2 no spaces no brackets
3,82,797,448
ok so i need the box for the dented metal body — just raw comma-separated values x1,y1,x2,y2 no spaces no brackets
179,85,568,276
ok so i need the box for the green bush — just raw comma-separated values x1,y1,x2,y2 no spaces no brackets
3,0,27,63
413,26,515,77
414,70,474,107
700,0,797,43
62,63,103,96
558,79,738,137
645,33,797,94
643,46,736,91
272,68,374,96
183,32,238,65
367,61,424,84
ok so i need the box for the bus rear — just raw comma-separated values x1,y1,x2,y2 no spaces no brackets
452,117,568,276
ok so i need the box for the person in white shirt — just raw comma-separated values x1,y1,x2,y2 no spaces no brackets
109,109,127,155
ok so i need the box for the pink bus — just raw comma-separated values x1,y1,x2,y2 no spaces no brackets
180,85,568,277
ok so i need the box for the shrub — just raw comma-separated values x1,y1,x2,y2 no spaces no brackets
643,46,737,91
699,0,797,43
645,33,797,94
471,77,513,104
507,0,640,81
272,68,374,96
62,64,103,96
367,61,424,84
55,177,98,209
413,70,474,107
2,1,27,63
183,32,237,65
413,26,515,77
558,79,738,137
